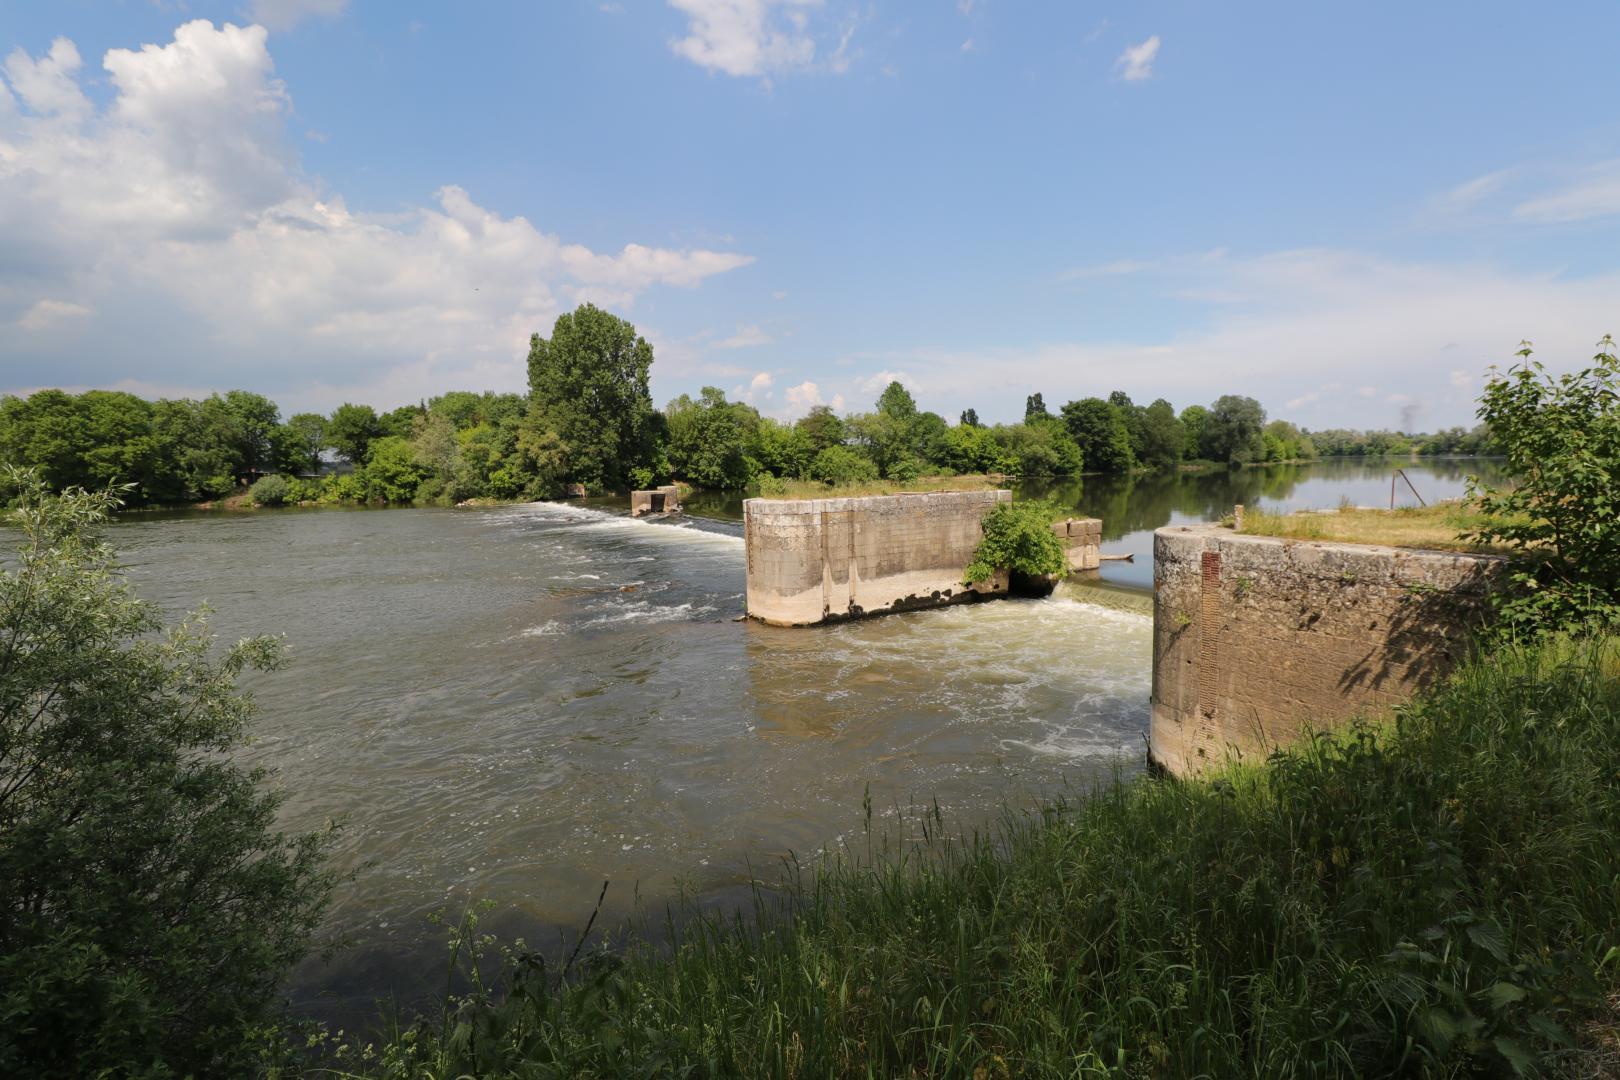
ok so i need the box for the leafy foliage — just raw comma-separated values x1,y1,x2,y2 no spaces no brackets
1060,396,1135,473
1202,393,1267,464
1468,337,1620,635
0,473,334,1077
809,444,879,485
249,472,294,506
963,499,1067,584
527,303,657,492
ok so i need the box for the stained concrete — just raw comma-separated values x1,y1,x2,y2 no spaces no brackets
630,486,682,517
1052,518,1102,572
1150,524,1503,777
744,490,1012,626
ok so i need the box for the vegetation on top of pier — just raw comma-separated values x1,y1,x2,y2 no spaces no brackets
963,499,1069,585
1234,501,1505,552
751,472,1005,500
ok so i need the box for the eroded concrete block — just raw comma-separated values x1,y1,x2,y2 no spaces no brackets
630,485,682,517
744,490,1012,626
1149,524,1503,777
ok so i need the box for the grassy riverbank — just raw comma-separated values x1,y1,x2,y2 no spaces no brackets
316,636,1620,1078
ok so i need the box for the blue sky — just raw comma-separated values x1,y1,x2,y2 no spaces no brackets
2,1,1618,429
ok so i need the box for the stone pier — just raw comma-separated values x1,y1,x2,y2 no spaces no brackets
744,490,1012,626
1150,524,1503,777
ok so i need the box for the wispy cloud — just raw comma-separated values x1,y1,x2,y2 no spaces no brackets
1116,35,1160,81
244,0,348,32
715,323,773,348
667,0,851,79
1513,160,1620,224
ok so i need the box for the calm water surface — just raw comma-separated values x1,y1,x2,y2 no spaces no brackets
106,457,1499,1020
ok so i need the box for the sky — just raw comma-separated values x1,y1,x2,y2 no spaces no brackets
2,1,1618,430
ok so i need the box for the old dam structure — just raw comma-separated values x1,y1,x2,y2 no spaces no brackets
742,490,1099,627
1149,523,1503,777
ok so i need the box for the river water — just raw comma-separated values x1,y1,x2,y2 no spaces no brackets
103,457,1499,1021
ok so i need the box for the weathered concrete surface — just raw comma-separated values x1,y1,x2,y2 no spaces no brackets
1052,517,1102,572
744,490,1011,626
1150,524,1503,777
630,485,682,517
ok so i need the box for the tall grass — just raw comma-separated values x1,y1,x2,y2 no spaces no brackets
316,638,1620,1078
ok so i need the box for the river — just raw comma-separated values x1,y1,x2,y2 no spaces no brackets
104,456,1500,1022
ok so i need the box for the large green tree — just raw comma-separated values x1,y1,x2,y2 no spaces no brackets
1061,397,1136,473
1137,398,1186,471
0,474,333,1076
1202,395,1267,465
665,387,760,489
527,304,656,491
328,402,382,464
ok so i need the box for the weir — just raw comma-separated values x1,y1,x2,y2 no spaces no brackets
743,490,1101,627
1149,524,1503,777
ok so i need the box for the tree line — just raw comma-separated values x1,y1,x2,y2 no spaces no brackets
0,303,1493,506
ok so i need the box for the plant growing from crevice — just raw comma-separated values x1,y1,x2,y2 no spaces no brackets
963,499,1067,585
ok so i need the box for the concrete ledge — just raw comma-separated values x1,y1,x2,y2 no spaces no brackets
630,485,681,517
1150,524,1504,777
744,490,1012,626
1051,517,1102,572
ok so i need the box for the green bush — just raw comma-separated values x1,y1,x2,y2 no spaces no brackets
249,472,293,507
809,445,878,485
963,499,1067,584
0,473,334,1077
1468,337,1620,636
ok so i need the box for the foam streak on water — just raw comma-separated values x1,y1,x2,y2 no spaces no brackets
106,501,1150,1021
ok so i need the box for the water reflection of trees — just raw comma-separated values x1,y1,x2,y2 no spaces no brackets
680,459,1507,536
1016,459,1507,542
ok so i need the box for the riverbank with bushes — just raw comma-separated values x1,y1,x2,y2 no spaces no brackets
302,635,1619,1078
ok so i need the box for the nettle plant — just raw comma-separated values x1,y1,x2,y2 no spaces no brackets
1467,336,1620,635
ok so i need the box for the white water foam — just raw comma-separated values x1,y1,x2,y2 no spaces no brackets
503,502,745,548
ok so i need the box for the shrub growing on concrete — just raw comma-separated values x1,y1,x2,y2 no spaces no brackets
963,498,1068,584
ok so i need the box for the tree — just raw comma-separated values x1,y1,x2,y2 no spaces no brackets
328,403,382,464
527,304,656,492
876,381,917,422
810,445,879,485
795,405,846,454
0,474,333,1076
753,420,814,480
665,388,760,489
359,435,428,502
960,408,980,428
1179,405,1210,461
1468,338,1620,633
219,390,282,475
276,412,328,474
1024,393,1049,423
1137,399,1186,471
994,422,1083,477
1202,395,1267,465
1061,397,1136,473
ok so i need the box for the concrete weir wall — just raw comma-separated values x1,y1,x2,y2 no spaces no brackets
744,490,1011,626
1151,524,1503,777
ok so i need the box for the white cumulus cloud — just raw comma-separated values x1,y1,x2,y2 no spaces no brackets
1116,35,1160,81
0,20,754,411
667,0,846,78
